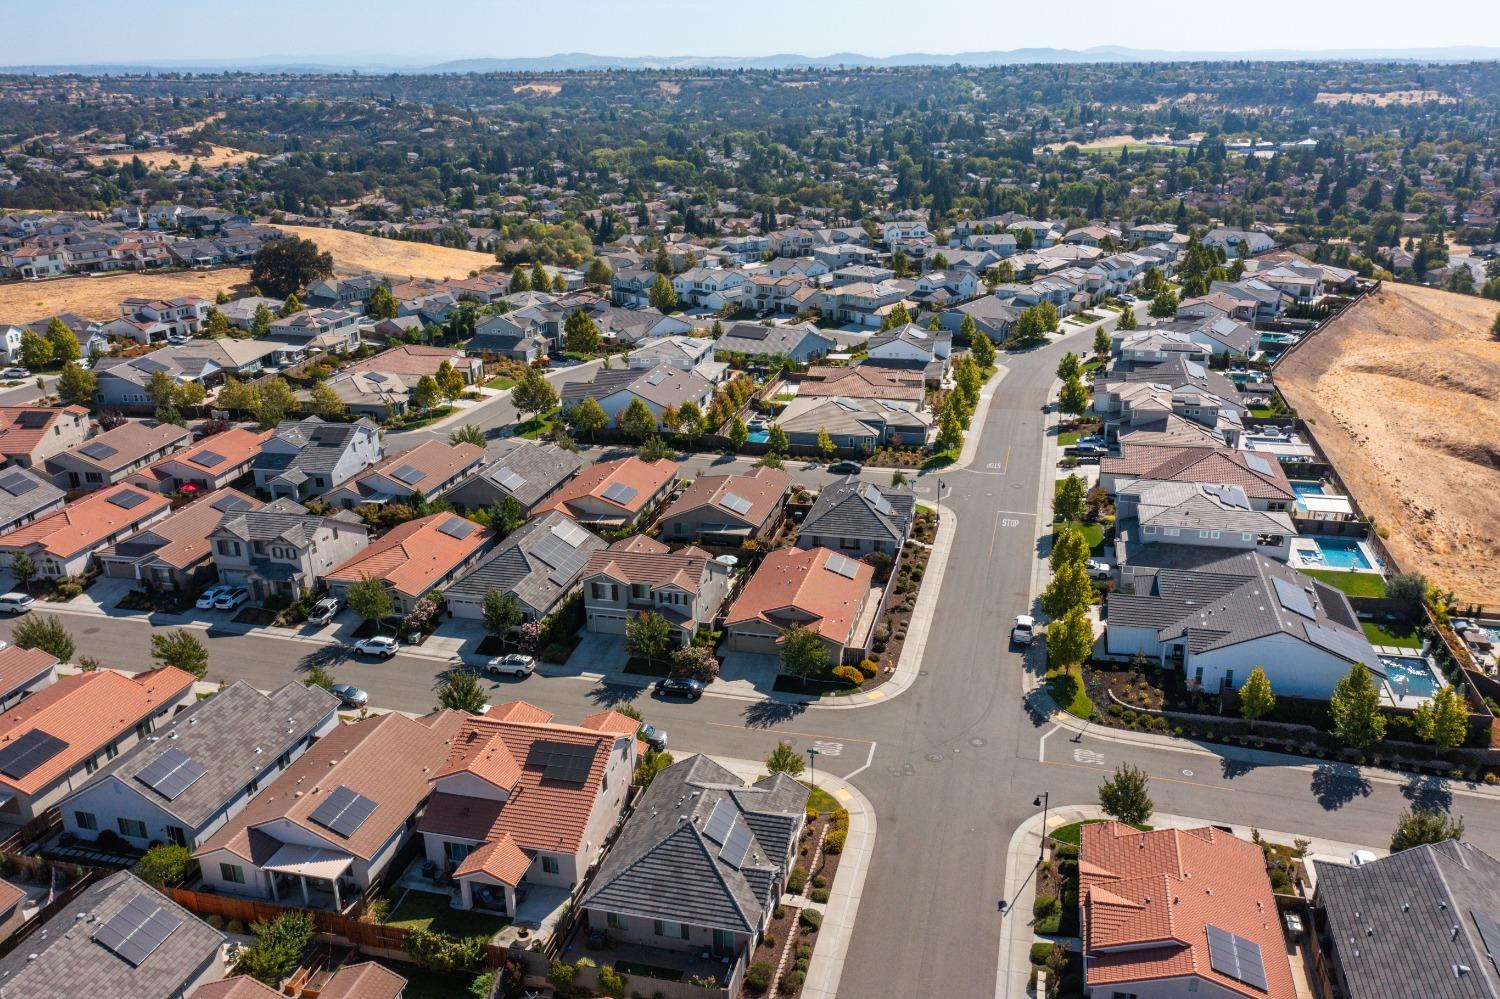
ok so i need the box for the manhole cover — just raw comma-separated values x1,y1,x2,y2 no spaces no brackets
925,752,945,763
970,737,987,748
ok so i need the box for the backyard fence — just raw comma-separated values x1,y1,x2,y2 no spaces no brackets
0,869,99,963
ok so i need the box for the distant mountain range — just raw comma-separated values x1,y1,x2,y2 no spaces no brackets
8,45,1500,74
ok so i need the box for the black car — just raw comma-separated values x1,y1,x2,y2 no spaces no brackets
828,460,863,474
655,676,705,701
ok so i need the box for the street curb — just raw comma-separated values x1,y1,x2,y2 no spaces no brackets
949,363,1010,471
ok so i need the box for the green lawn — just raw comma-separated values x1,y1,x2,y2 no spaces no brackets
1249,406,1277,418
1059,520,1105,551
1301,569,1388,598
1049,819,1151,847
1081,358,1104,375
391,405,455,431
1362,618,1423,649
483,375,516,390
1058,431,1080,447
386,890,509,939
516,408,560,440
921,447,959,470
1046,664,1094,719
801,782,841,814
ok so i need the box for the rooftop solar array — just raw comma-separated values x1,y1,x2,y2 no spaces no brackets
702,799,735,846
1205,924,1268,991
494,467,527,492
437,516,477,540
860,484,895,517
108,490,149,510
645,370,669,386
532,531,590,586
307,784,379,838
1473,911,1500,978
825,553,861,579
190,450,227,469
0,471,37,497
718,815,755,870
16,411,50,429
1244,454,1274,475
1203,483,1250,510
0,729,66,780
550,519,590,548
366,372,389,384
79,441,119,461
132,357,170,374
210,494,254,513
93,895,184,968
390,464,427,486
601,482,638,506
1272,576,1315,619
525,740,593,783
832,397,861,412
134,746,208,801
720,492,753,516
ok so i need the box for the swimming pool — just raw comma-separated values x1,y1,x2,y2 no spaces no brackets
1290,481,1326,497
1380,655,1444,699
746,429,769,444
1298,536,1374,571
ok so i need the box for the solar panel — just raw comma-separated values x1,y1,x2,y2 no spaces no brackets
132,357,169,374
1272,576,1315,619
437,516,476,540
210,493,253,513
390,464,426,486
645,369,668,386
702,799,735,846
308,784,379,838
366,372,389,383
17,411,50,429
93,894,184,968
0,729,67,780
1244,454,1274,475
550,519,589,548
108,489,148,510
860,484,895,517
1474,912,1500,978
525,740,593,783
1205,924,1268,991
721,492,753,516
79,441,119,461
833,397,860,412
601,482,638,506
825,553,860,579
134,746,208,801
495,468,527,492
190,450,227,469
0,472,37,496
719,816,755,870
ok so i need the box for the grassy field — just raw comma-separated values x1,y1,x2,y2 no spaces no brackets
0,268,252,321
1302,569,1388,598
272,224,500,281
1058,431,1080,447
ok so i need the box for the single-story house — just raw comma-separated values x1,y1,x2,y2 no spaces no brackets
724,545,875,661
797,477,915,557
658,466,789,546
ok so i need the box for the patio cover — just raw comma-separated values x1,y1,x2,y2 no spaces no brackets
1299,495,1354,517
263,842,353,880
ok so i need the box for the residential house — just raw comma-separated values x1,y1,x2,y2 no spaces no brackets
939,297,1022,343
627,335,718,378
580,536,733,643
442,441,586,518
61,680,338,852
0,646,59,713
658,466,790,546
0,466,65,536
0,871,225,999
725,546,875,661
125,427,273,496
303,274,385,311
342,344,484,386
533,456,678,530
98,488,262,592
104,296,210,344
322,440,485,510
251,417,384,501
671,267,748,311
812,281,912,328
1105,549,1384,699
0,483,172,578
265,308,362,354
1079,822,1296,999
609,267,658,308
0,405,91,469
312,370,412,419
1203,227,1276,256
416,704,638,915
797,477,915,557
1099,445,1295,512
713,322,836,365
21,313,109,359
446,512,605,624
1207,278,1288,320
194,710,465,913
797,365,926,410
775,396,932,453
45,420,193,491
911,269,978,304
579,755,806,967
470,313,550,362
324,513,494,617
209,498,370,605
0,667,195,822
216,296,284,330
1114,480,1295,562
558,365,714,431
865,324,952,383
193,964,407,999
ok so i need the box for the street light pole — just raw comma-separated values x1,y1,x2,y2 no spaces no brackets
806,747,819,789
1033,792,1050,861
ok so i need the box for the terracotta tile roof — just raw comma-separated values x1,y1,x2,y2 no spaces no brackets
191,976,282,999
135,428,273,485
0,878,23,917
1080,822,1297,999
534,457,678,519
486,700,555,724
0,483,171,559
1103,444,1294,501
337,440,485,499
453,833,531,885
419,707,624,854
799,365,926,401
343,345,474,378
325,513,493,601
319,962,408,999
197,710,466,864
579,710,641,736
726,546,874,644
660,466,789,530
0,646,58,697
0,407,88,461
99,488,262,570
0,668,194,796
582,536,713,592
55,421,191,472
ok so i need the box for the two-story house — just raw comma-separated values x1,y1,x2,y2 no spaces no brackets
534,456,678,531
44,421,193,491
209,498,371,605
322,440,485,511
580,536,733,644
0,483,173,578
251,417,384,501
324,513,494,617
0,405,92,470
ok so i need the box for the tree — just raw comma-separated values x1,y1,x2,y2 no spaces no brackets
367,284,398,320
437,670,490,714
1492,310,1500,339
816,425,837,461
626,610,673,668
969,324,995,369
648,273,677,312
1239,666,1276,732
278,293,303,317
508,267,531,293
1047,606,1094,668
1386,571,1428,604
618,397,657,440
437,360,466,401
1049,524,1089,573
234,913,315,986
563,309,601,354
13,614,74,661
309,379,344,420
1056,352,1082,382
585,258,613,288
1391,807,1464,852
150,629,209,678
1115,304,1137,332
1098,763,1153,825
1058,375,1090,417
1041,560,1093,619
135,844,192,889
251,303,273,337
767,423,789,455
304,664,334,690
482,589,524,646
727,416,749,450
1148,287,1179,319
671,644,720,683
17,330,52,370
346,576,393,634
530,260,549,290
255,377,297,427
411,375,442,412
250,236,334,298
638,435,675,462
879,302,913,331
954,354,981,409
765,741,806,777
449,424,486,447
487,496,524,537
45,317,80,364
675,400,705,439
57,361,97,405
1329,663,1386,750
174,380,207,410
1413,684,1469,757
218,377,259,417
203,307,231,339
779,623,828,678
512,367,559,420
1053,473,1086,523
567,396,609,440
9,552,35,595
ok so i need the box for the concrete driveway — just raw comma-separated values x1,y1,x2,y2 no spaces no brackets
715,650,783,697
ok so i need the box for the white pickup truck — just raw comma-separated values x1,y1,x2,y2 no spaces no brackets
1011,614,1036,646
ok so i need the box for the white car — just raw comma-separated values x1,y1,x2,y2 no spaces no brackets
1084,559,1112,580
481,654,536,678
196,584,233,609
0,593,34,614
307,597,341,625
213,587,249,610
1011,614,1036,646
2,368,30,380
353,636,400,658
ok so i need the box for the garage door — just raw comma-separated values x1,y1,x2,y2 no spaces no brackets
729,630,781,655
448,597,483,621
589,611,629,634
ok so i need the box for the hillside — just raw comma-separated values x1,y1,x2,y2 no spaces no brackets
270,225,499,282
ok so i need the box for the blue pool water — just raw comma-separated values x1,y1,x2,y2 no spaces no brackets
1307,537,1373,571
746,430,769,444
1290,481,1326,497
1381,656,1442,698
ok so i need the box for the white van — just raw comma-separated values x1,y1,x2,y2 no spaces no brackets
0,593,34,615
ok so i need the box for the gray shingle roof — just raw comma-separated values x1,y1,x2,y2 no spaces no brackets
0,467,63,529
559,365,711,412
252,417,378,479
800,476,915,544
445,512,605,615
452,442,585,512
715,322,834,358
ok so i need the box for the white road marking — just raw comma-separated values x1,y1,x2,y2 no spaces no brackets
1073,747,1106,766
844,741,878,780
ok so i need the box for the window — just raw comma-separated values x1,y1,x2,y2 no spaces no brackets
541,856,559,875
445,841,472,865
631,584,649,600
1193,667,1204,688
104,742,118,761
220,863,246,885
117,818,147,840
606,912,628,930
1163,528,1180,537
840,538,860,550
74,811,97,832
84,472,103,483
1223,670,1235,690
217,540,242,557
165,825,188,847
654,919,690,940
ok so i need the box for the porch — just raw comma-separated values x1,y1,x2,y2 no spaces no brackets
564,921,742,990
263,843,359,913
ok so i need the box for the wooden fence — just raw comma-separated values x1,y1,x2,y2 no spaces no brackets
0,807,59,856
0,870,99,962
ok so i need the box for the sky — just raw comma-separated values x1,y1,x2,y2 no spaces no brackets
13,0,1500,65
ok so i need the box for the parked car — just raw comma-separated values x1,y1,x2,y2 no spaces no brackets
1073,441,1107,456
1119,293,1138,304
213,587,249,610
307,597,340,625
1077,435,1106,448
330,683,368,709
1010,614,1036,646
166,334,190,346
0,593,34,614
196,584,232,609
654,676,705,701
640,723,669,752
480,654,536,678
1084,559,1112,580
827,460,863,475
2,367,30,379
352,636,400,658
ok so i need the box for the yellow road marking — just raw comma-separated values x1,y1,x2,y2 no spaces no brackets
835,788,852,802
865,689,884,699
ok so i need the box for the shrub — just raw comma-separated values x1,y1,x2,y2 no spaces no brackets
788,867,808,894
823,830,846,854
746,960,776,994
206,914,225,929
799,909,822,932
797,945,812,960
858,659,879,677
762,934,776,949
227,920,245,935
832,808,850,831
812,874,827,890
1030,942,1055,965
1034,894,1060,918
831,664,864,686
542,643,572,663
781,969,805,992
134,844,191,889
810,887,830,903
